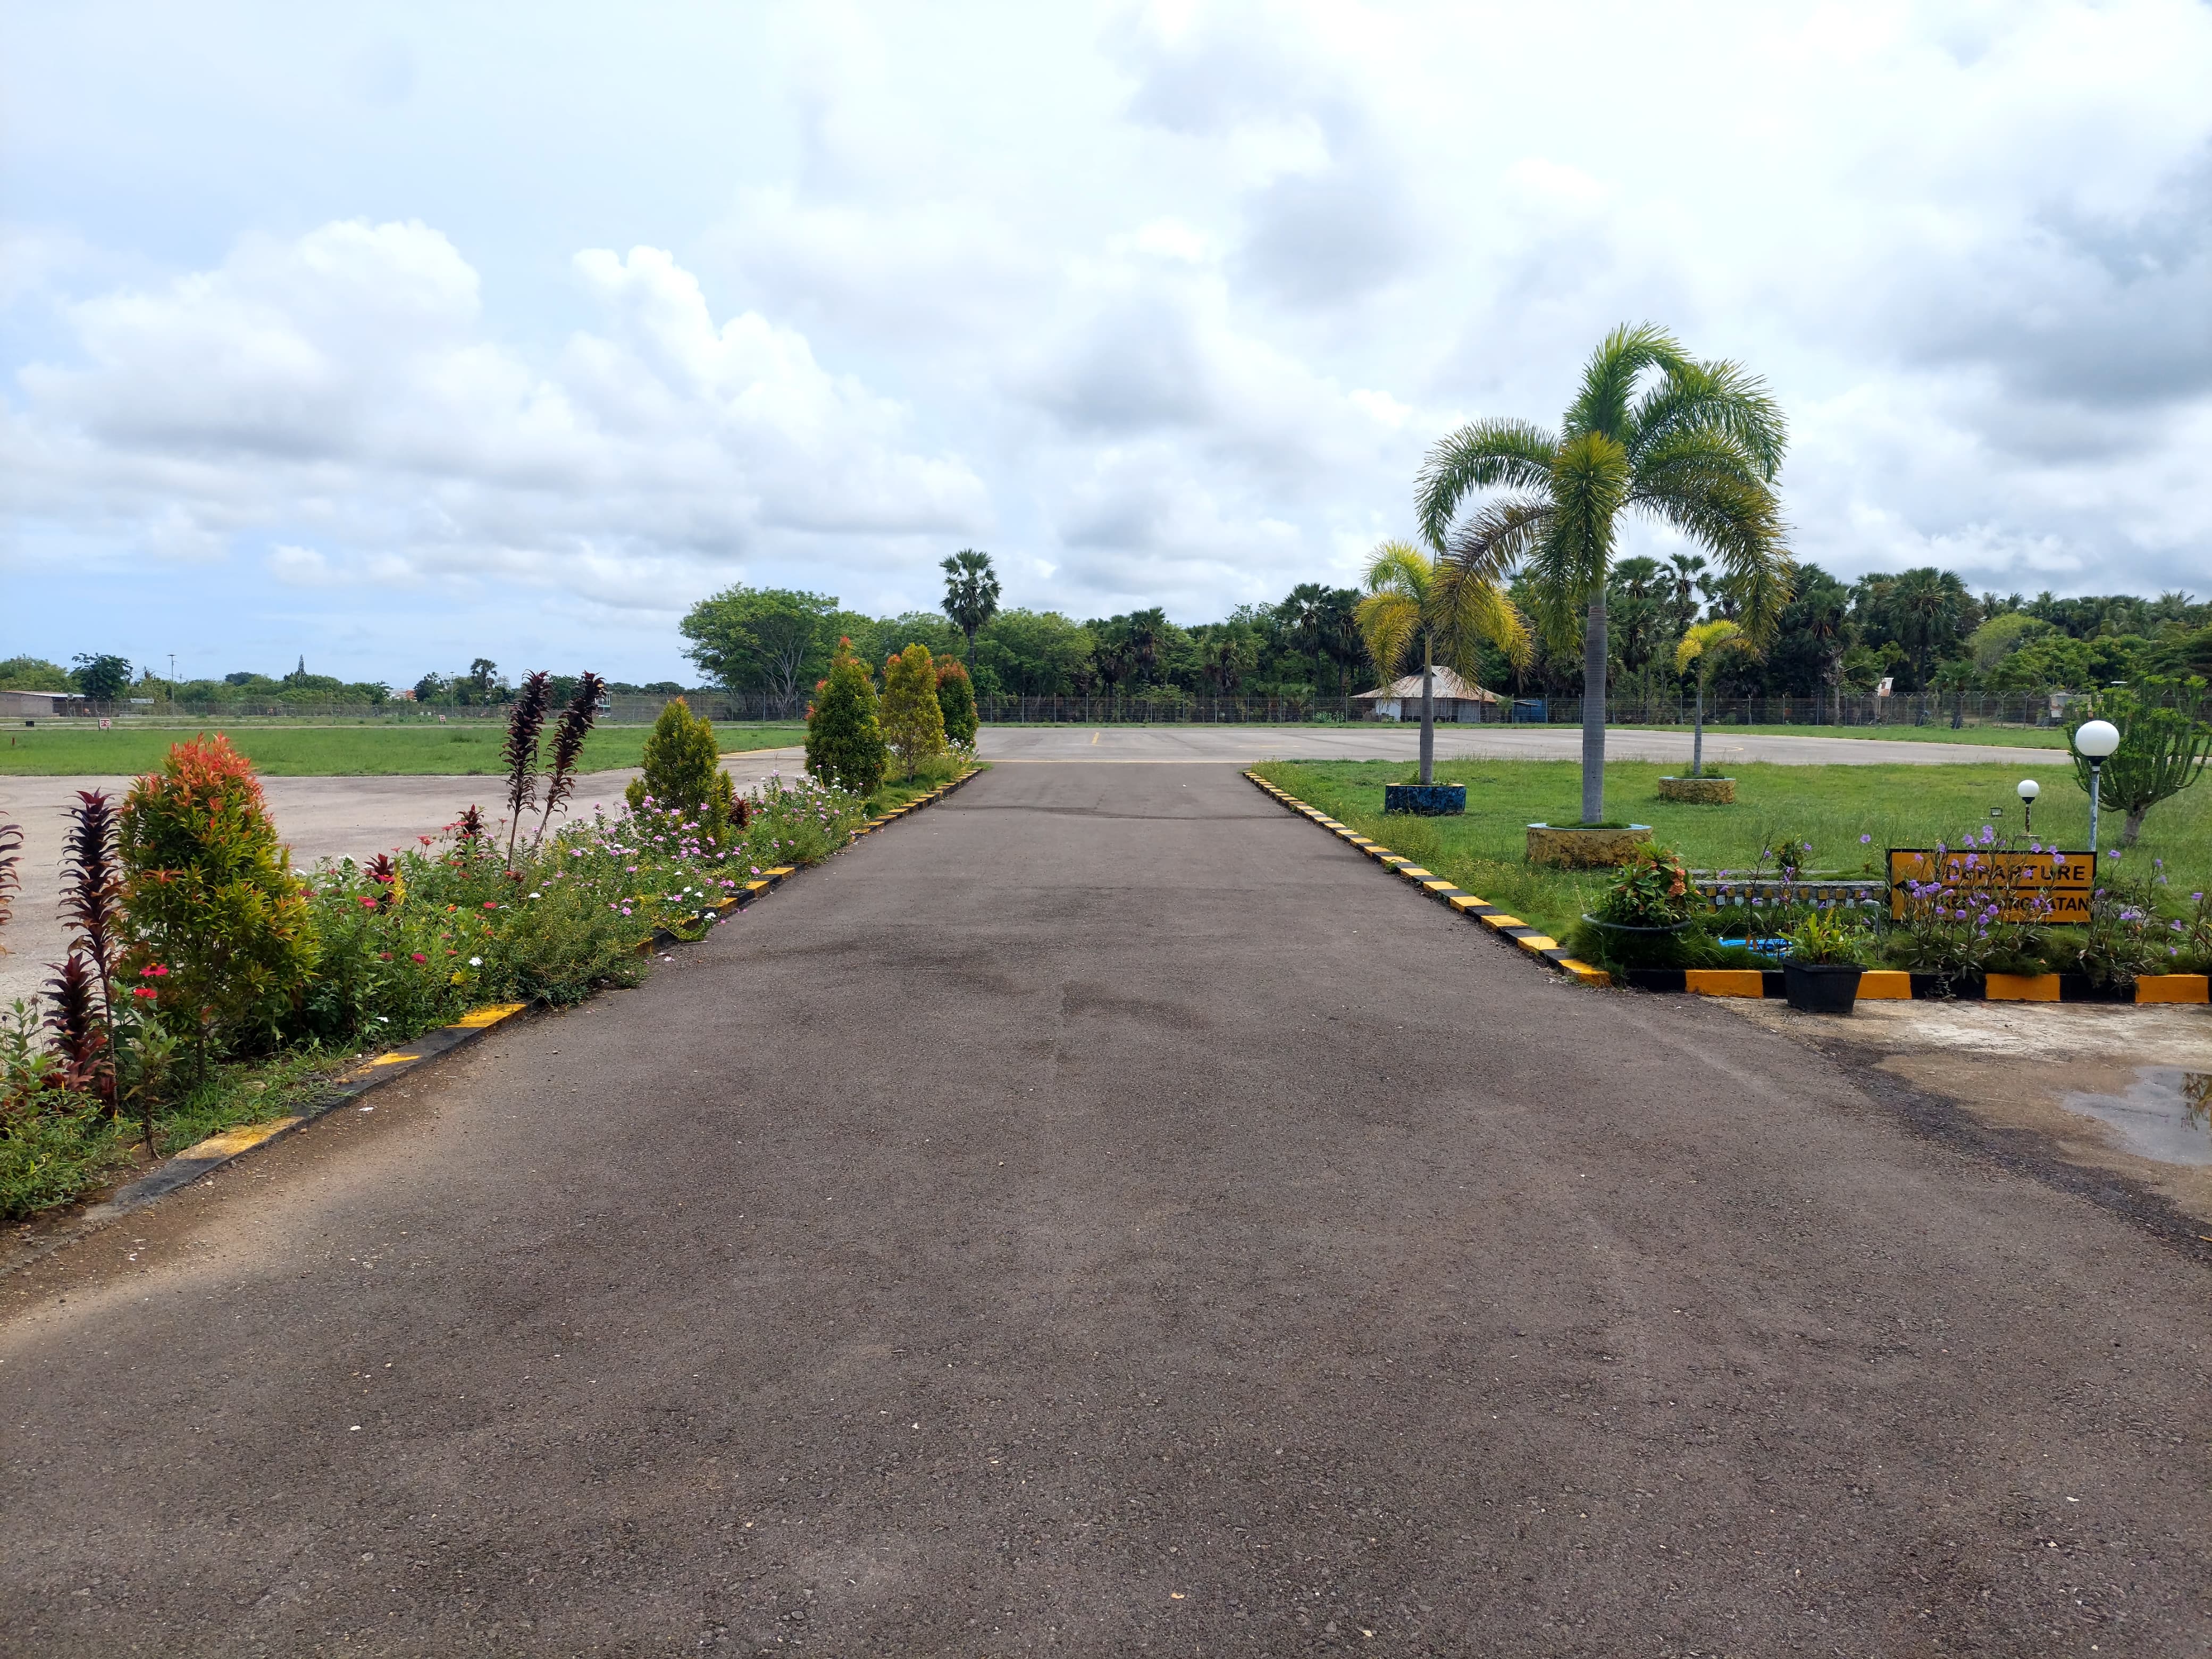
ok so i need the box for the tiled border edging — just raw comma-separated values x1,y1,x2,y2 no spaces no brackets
8,766,984,1269
1245,770,1612,988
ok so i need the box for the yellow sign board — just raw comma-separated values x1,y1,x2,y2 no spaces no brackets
1887,848,2096,924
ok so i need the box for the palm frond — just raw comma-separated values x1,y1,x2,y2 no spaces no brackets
1432,560,1533,674
1626,359,1787,480
1414,421,1559,551
1354,590,1421,680
1563,322,1689,442
1440,493,1553,585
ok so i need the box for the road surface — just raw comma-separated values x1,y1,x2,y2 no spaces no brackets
4,763,2206,1654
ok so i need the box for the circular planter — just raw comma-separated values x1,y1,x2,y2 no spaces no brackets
1658,775,1736,805
1527,823,1653,868
1384,783,1467,815
1782,960,1864,1015
1580,914,1696,969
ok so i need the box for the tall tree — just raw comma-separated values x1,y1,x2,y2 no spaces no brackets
1665,552,1708,634
680,586,839,716
1354,540,1528,785
1416,323,1792,824
71,653,134,703
940,549,1002,664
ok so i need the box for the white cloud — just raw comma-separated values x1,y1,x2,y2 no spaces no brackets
3,0,2211,682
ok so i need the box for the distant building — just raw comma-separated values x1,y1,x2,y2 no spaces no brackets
1352,668,1502,723
1,689,72,720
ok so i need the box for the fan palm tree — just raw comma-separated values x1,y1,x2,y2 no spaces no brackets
1355,540,1529,784
1417,323,1792,824
1674,619,1756,778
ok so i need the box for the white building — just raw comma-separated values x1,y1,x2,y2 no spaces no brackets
1352,668,1502,722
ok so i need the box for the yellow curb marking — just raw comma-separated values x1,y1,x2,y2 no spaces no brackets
451,1003,527,1028
367,1053,421,1067
173,1116,304,1162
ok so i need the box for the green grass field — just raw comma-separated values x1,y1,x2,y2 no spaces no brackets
0,722,807,776
1618,723,2075,749
1255,758,2210,943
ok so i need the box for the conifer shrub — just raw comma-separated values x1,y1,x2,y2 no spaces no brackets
624,697,736,851
806,639,887,797
882,643,948,781
935,656,979,747
120,734,317,1059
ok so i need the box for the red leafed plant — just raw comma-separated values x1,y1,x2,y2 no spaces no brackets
42,952,111,1105
121,733,317,1065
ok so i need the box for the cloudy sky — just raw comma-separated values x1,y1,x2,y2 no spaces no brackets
4,0,2209,685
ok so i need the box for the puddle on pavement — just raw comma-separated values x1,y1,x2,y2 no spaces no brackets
2060,1070,2212,1167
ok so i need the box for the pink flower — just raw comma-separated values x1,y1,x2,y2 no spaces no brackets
410,952,427,963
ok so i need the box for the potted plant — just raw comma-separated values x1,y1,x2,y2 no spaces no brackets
1579,842,1698,966
1779,907,1869,1015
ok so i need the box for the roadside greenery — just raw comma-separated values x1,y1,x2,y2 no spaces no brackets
0,723,804,778
0,682,939,1222
1259,757,2212,985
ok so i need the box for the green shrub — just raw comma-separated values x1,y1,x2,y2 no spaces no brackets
935,656,979,747
2069,679,2210,847
807,640,887,796
121,734,317,1060
0,1096,122,1223
882,643,948,781
625,698,736,850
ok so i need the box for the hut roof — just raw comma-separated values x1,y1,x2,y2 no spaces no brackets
1351,668,1500,703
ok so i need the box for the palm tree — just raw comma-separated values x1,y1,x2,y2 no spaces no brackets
940,549,1002,665
1417,323,1792,824
1666,552,1708,634
1354,540,1528,784
1674,619,1756,777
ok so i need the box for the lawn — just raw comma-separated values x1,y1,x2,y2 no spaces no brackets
1618,723,2075,749
1254,758,2211,944
0,722,806,776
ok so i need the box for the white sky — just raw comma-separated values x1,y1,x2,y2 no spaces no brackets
4,0,2209,684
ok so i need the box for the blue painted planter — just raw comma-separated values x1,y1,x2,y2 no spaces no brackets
1383,783,1466,815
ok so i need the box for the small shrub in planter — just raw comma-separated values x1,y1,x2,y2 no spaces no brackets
120,734,317,1062
1780,908,1869,1015
1574,843,1698,968
625,698,737,853
882,643,949,781
935,656,980,747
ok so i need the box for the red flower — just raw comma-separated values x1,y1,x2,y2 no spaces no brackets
481,900,498,909
410,952,427,963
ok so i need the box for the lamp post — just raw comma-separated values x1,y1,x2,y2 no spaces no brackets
2016,777,2039,836
2073,719,2120,855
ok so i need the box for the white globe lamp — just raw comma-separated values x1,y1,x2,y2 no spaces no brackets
2073,719,2121,853
2016,777,2039,835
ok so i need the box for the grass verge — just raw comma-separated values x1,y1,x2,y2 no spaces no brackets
1253,757,2210,944
0,723,806,777
1616,723,2074,749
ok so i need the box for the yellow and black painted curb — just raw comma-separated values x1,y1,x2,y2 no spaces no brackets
13,765,988,1266
1245,770,1612,988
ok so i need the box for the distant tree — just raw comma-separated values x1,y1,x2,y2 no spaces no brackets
941,550,1002,664
1355,540,1528,785
1665,552,1708,634
0,657,74,692
1674,620,1757,777
680,585,839,716
72,654,135,703
975,610,1094,696
1887,567,1976,690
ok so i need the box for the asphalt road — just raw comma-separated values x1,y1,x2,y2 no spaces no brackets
5,764,2209,1655
973,724,2060,766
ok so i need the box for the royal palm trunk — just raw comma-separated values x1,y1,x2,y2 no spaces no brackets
1581,588,1607,823
1419,643,1435,785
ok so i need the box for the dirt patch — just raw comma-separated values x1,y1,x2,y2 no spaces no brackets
1718,995,2212,1225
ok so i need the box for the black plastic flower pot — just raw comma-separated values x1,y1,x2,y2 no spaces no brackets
1782,960,1864,1015
1383,783,1466,815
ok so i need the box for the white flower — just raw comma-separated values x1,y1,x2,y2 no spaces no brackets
468,956,482,967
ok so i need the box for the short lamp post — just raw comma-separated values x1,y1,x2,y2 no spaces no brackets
2016,777,2039,836
2073,719,2121,855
